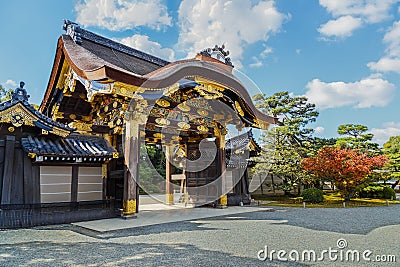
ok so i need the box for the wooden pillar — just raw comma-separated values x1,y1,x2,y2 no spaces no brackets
165,147,174,205
71,166,79,203
102,163,107,200
123,119,140,216
1,135,15,205
215,129,227,207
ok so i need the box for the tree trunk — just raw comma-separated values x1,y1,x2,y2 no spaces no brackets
392,180,399,190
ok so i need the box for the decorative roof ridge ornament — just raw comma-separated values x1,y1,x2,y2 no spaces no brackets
63,19,82,44
11,81,30,103
199,44,234,67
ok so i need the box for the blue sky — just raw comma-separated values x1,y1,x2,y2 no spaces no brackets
0,0,400,145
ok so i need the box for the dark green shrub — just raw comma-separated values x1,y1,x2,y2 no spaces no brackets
382,186,396,199
300,188,324,203
359,185,396,199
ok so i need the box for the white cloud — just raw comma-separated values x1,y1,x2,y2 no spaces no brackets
314,126,325,134
318,0,399,39
318,15,362,38
5,79,17,87
75,0,172,31
295,49,301,55
320,0,398,23
249,56,263,68
177,0,288,66
305,75,396,110
371,122,400,145
120,34,175,61
368,20,400,73
261,47,273,59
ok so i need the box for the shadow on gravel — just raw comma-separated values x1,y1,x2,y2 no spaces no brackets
0,241,307,267
205,205,400,235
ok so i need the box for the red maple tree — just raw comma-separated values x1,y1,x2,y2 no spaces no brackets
302,147,388,200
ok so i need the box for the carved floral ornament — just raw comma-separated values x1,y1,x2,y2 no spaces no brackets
0,104,70,137
0,105,35,127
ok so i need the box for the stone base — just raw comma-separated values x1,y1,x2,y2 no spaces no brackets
121,214,137,220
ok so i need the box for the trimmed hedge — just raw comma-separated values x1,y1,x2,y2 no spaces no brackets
359,185,396,199
301,188,324,203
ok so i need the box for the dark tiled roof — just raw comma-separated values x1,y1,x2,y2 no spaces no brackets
226,129,260,152
21,134,116,161
227,155,249,169
226,130,261,169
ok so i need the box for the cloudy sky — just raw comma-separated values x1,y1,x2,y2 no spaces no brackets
0,0,399,145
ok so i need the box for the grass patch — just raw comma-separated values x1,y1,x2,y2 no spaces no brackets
252,192,400,208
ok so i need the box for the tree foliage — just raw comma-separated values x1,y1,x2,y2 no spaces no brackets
383,136,400,189
302,147,387,200
0,84,12,102
336,124,380,154
253,91,319,194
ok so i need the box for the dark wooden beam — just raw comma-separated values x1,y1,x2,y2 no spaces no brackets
165,149,174,204
1,136,15,205
23,154,33,204
71,166,79,202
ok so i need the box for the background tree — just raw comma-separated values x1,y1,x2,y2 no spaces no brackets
302,147,387,200
252,91,319,194
383,136,400,189
0,84,12,102
336,124,380,154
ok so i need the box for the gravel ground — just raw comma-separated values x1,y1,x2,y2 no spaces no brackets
0,205,399,266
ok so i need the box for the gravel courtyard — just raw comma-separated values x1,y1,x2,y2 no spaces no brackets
0,205,399,266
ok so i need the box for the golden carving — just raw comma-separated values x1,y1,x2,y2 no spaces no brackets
177,121,190,130
166,193,174,205
49,128,70,138
68,121,92,132
123,199,136,215
102,164,107,178
112,152,119,158
235,101,245,116
197,125,208,133
156,99,170,107
214,126,226,149
155,117,170,126
162,83,180,97
8,126,15,133
197,109,208,117
28,152,36,159
219,195,228,206
153,133,164,138
194,84,223,100
81,115,93,122
54,112,64,120
69,114,77,120
42,129,49,135
0,104,35,127
56,61,70,90
113,83,140,98
63,70,76,94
